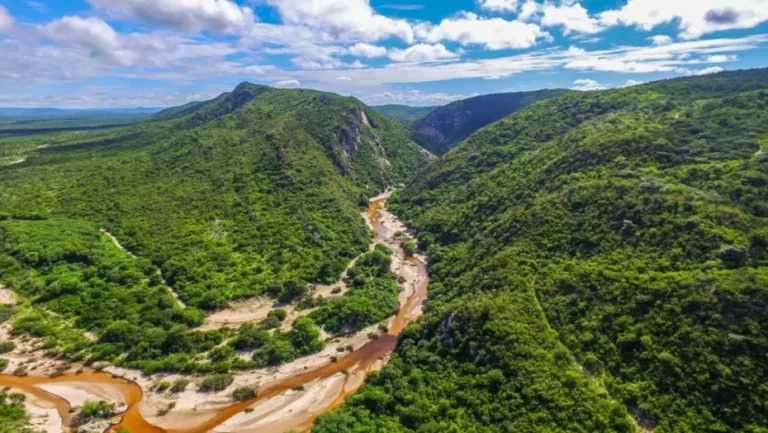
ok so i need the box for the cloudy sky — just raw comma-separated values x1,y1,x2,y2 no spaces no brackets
1,0,768,108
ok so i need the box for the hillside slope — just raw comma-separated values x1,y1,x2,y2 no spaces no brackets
412,89,571,155
0,83,427,370
372,105,437,126
315,69,768,433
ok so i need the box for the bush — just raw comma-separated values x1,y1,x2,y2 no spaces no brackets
170,378,190,393
402,239,417,257
0,358,7,372
232,385,259,401
0,342,15,354
152,381,171,393
198,374,234,393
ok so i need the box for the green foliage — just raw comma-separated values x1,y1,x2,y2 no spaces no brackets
413,89,572,155
401,240,416,257
0,305,12,323
314,293,634,433
310,248,400,334
232,385,259,401
0,342,13,354
0,358,7,372
251,317,324,367
0,83,427,373
74,400,115,426
170,378,190,393
0,389,32,433
370,69,768,433
198,374,234,393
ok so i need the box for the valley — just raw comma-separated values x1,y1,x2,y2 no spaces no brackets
0,193,428,433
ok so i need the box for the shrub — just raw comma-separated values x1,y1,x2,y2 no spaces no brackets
198,374,234,393
0,342,15,354
170,378,190,393
232,385,259,401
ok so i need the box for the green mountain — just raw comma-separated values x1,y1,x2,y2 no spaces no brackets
314,69,768,433
0,83,427,370
412,89,572,155
372,105,438,126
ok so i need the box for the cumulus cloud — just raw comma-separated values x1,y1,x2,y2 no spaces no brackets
478,0,520,12
599,0,768,39
648,35,673,46
541,2,602,34
623,79,644,87
416,12,550,50
388,43,458,63
264,0,414,43
275,79,301,88
88,0,255,33
349,43,388,58
572,78,607,91
696,66,724,75
0,6,14,34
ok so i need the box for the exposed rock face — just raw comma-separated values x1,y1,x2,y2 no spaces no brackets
332,109,390,176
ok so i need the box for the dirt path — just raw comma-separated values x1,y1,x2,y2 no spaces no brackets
0,192,429,433
101,229,186,309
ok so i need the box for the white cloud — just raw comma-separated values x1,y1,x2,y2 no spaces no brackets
275,79,301,88
337,76,353,81
519,1,541,21
648,35,673,46
88,0,255,33
290,35,768,86
572,78,606,91
39,16,125,62
623,79,644,86
363,89,477,106
696,66,724,75
478,0,520,12
0,6,14,34
416,12,550,50
264,0,414,43
388,43,458,63
599,0,768,39
349,43,388,58
541,2,602,35
702,54,735,62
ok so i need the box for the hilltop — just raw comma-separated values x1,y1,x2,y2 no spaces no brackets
412,89,571,155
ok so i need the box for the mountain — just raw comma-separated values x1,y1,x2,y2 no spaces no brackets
0,82,428,371
412,89,572,155
313,69,768,432
0,107,162,116
372,105,438,126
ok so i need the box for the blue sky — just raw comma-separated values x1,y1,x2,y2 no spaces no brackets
1,0,768,107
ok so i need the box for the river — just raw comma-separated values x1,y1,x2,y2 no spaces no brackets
0,192,428,433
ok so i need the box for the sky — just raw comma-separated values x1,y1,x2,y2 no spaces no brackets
1,0,768,108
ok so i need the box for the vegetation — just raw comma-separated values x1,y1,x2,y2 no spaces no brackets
0,83,426,372
0,388,32,433
198,374,234,393
232,384,259,401
310,245,400,334
72,400,116,427
412,89,571,155
371,105,437,127
316,69,768,432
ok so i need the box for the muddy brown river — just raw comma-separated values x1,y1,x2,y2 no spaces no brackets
0,193,428,433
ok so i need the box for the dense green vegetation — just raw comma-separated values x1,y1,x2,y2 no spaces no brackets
0,83,426,371
412,89,571,155
0,389,32,433
311,245,400,334
316,69,768,432
371,105,437,127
